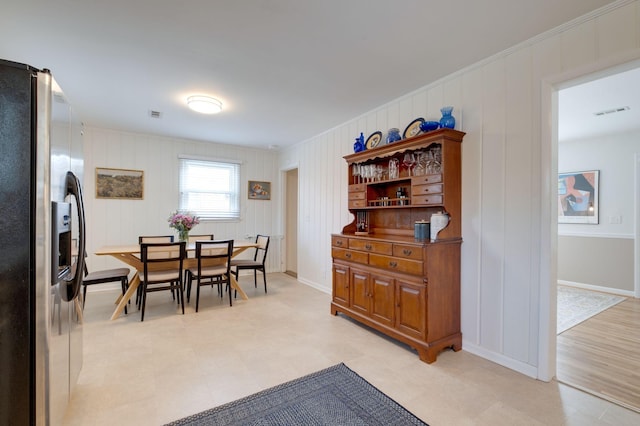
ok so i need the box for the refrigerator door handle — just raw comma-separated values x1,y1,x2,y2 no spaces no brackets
61,171,86,302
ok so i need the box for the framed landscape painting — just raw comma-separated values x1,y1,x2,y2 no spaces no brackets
96,167,144,200
558,170,599,224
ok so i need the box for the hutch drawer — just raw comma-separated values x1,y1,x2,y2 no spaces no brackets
331,247,368,264
348,239,393,255
392,244,423,260
369,253,423,276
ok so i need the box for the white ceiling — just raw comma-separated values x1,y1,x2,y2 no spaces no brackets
2,0,622,149
559,65,640,143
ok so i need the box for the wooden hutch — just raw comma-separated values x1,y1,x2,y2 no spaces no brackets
331,128,464,363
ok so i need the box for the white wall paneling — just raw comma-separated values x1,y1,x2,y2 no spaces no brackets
83,128,281,279
280,0,640,379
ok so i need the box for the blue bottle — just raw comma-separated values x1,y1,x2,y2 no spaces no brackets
354,132,365,152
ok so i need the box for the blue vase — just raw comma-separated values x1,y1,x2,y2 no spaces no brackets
386,128,401,144
354,132,365,152
439,106,455,129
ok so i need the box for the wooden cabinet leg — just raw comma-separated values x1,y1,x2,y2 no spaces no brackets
417,348,437,364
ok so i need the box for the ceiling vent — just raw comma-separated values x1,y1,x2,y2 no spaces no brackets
593,106,630,116
149,110,162,119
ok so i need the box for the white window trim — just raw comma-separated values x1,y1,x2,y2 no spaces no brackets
178,155,242,221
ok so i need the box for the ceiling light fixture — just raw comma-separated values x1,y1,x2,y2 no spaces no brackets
187,95,222,114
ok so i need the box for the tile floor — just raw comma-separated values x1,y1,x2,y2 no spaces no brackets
65,273,640,425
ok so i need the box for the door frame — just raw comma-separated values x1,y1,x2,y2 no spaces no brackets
539,49,640,381
279,163,299,274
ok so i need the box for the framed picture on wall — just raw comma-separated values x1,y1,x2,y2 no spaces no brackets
95,167,144,200
558,170,599,224
248,180,270,200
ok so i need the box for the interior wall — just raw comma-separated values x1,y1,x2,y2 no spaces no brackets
285,168,298,274
279,0,640,378
82,127,281,275
558,236,634,292
558,130,640,293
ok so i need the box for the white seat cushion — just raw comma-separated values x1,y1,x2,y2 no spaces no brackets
141,270,181,282
187,266,227,277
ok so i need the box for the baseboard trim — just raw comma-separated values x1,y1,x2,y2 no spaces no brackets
558,280,634,298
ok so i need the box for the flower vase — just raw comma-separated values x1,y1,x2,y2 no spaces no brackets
439,106,455,129
178,229,189,242
386,128,401,144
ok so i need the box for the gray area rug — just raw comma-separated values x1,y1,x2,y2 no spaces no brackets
557,285,626,334
165,363,428,426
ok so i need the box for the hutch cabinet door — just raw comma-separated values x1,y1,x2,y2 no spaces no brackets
395,279,427,339
370,273,395,327
350,267,370,316
332,264,350,308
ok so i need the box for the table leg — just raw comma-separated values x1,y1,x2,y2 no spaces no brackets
230,274,248,300
74,298,84,324
111,272,140,320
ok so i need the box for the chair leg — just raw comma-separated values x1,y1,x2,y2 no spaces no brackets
195,279,201,312
186,273,193,303
262,267,267,293
140,284,147,322
136,285,143,310
253,270,257,288
82,284,87,309
121,278,128,314
178,283,185,315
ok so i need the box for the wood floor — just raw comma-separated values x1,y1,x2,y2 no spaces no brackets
557,296,640,412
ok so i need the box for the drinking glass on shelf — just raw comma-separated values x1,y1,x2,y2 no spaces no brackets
413,151,426,176
362,165,372,183
431,146,442,173
403,153,416,176
352,164,360,184
388,158,399,179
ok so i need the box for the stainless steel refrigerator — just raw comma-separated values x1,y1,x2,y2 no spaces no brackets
0,59,85,425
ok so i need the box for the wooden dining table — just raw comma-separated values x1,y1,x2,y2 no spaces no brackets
95,240,259,320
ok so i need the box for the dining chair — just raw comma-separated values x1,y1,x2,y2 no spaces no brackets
185,240,233,311
138,235,174,243
82,261,130,313
186,234,214,259
188,234,214,243
136,235,175,306
139,241,186,321
230,234,270,293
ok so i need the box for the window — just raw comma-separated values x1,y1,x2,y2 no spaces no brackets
179,156,240,220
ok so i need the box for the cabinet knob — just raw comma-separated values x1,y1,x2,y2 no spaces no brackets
365,244,372,250
336,240,343,246
345,252,352,259
403,249,412,256
389,261,398,268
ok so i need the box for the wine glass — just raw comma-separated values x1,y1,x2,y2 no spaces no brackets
388,158,399,179
403,153,416,176
352,164,360,184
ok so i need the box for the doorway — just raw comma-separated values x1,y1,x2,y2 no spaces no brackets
284,168,298,277
555,62,640,410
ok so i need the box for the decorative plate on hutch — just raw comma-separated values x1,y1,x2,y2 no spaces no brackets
403,118,425,139
365,131,383,149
